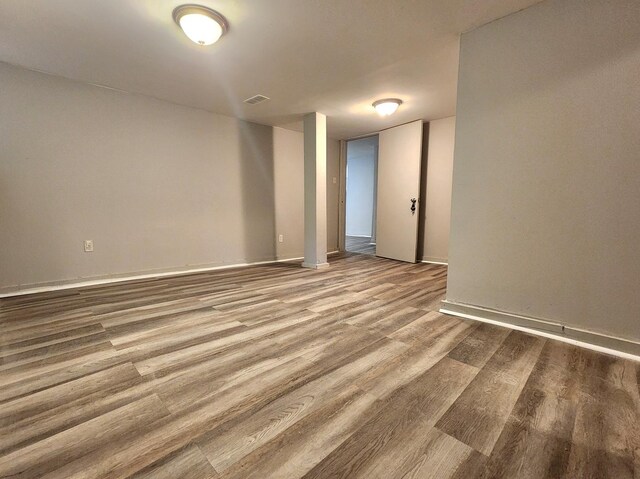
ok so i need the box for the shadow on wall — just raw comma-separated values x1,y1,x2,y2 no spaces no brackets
416,121,430,260
237,121,277,263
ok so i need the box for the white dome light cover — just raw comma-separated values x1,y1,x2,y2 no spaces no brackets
372,98,403,116
173,4,228,46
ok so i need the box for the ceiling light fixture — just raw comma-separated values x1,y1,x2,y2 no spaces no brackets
373,98,403,116
173,4,228,46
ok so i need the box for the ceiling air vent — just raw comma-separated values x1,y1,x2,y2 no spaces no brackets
244,94,270,105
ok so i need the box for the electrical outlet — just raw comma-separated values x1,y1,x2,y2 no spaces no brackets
332,177,337,184
278,234,284,243
84,240,94,252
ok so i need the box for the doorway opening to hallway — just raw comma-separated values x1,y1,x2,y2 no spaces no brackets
345,135,378,255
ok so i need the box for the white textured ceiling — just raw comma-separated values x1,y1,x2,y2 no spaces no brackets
0,0,542,139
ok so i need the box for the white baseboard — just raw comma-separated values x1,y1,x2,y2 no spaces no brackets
421,259,448,266
440,300,640,361
0,251,344,298
276,256,304,262
276,251,339,262
0,257,320,299
302,262,330,270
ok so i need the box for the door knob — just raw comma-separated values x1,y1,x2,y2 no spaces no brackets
410,198,417,215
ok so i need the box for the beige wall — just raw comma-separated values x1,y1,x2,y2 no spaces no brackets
447,0,640,344
420,116,455,263
273,127,304,260
0,62,339,292
326,139,340,252
273,127,339,260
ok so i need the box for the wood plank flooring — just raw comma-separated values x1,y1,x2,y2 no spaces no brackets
1,253,638,478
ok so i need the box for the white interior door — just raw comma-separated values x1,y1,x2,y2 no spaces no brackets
375,120,423,262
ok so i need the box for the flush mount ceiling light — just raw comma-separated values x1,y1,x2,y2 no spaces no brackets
173,4,228,46
372,98,403,116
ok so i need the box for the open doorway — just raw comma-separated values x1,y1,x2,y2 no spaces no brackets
345,135,378,255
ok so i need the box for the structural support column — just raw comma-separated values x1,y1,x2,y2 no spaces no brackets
302,112,329,269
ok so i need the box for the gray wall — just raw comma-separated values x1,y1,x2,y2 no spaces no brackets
346,150,376,237
0,62,339,292
447,0,640,343
421,116,455,263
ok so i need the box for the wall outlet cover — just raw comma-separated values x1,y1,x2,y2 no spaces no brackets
84,240,94,252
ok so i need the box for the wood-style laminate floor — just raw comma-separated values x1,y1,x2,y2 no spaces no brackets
345,236,375,255
1,253,639,479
